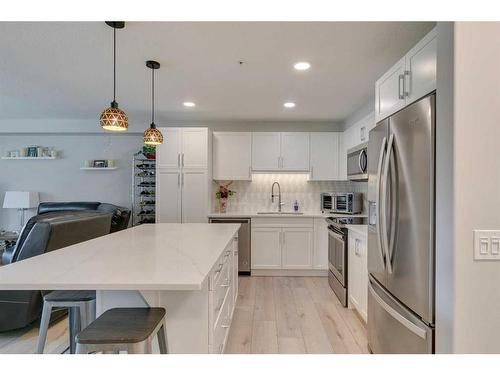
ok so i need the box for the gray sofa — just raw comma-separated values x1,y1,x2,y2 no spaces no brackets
0,211,113,332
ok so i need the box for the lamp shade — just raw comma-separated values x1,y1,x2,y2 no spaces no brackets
3,191,39,209
143,126,164,145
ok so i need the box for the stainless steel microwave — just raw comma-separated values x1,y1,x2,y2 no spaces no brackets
347,143,368,181
321,192,363,214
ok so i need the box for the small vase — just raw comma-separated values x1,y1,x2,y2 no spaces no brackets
219,198,228,213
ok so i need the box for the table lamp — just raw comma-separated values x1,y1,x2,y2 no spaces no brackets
3,191,40,230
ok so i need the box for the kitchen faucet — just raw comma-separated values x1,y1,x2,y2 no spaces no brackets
271,181,285,212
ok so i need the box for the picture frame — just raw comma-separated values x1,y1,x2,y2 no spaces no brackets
93,160,108,168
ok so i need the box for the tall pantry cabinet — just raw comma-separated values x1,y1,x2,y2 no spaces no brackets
156,127,209,223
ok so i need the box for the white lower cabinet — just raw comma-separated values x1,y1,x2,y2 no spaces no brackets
251,226,282,269
209,237,238,353
313,218,329,270
282,227,313,269
251,218,315,272
347,230,368,322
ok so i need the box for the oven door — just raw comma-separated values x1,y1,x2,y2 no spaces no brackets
328,227,346,286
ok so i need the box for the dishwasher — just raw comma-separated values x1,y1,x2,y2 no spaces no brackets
209,218,251,275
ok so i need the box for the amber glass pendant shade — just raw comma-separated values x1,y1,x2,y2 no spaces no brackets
144,125,164,145
101,21,128,132
100,103,128,131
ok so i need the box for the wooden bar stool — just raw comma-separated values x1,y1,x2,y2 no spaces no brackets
36,290,96,354
75,308,168,354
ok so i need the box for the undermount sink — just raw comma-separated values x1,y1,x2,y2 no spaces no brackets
257,211,304,215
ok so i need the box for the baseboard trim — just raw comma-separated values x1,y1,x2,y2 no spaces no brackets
251,269,328,277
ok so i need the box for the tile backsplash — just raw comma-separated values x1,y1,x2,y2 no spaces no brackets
212,174,367,213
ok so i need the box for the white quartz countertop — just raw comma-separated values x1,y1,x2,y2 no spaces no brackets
0,224,240,291
208,211,368,219
345,224,368,236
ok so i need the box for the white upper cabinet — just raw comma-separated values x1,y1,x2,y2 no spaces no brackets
252,132,281,171
375,56,407,122
252,132,309,172
338,134,347,180
156,127,208,170
309,132,339,180
212,132,252,180
156,128,182,169
375,27,437,122
280,132,310,171
181,128,208,169
404,27,437,105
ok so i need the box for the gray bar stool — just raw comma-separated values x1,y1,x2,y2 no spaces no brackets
75,307,168,354
36,290,96,354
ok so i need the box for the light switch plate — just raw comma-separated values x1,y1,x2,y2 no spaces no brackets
474,230,500,260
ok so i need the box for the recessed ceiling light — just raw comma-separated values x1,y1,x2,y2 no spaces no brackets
283,102,296,108
183,102,196,107
294,62,311,71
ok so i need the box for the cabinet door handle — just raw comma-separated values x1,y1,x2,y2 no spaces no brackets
177,173,180,187
310,166,314,179
404,70,411,98
181,153,184,167
398,74,405,100
181,173,184,187
177,154,180,168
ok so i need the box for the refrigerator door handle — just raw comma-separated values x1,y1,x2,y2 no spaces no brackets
376,137,388,267
387,135,399,271
368,282,427,339
381,133,394,274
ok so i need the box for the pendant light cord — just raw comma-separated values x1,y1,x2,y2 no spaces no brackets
151,67,155,126
113,27,116,103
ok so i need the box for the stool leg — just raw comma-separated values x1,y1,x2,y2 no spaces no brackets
36,302,52,354
68,307,81,354
75,343,86,354
157,324,168,354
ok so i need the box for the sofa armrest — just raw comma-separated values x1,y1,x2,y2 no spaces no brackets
1,244,16,265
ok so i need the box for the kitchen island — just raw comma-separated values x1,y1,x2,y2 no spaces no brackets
0,223,240,353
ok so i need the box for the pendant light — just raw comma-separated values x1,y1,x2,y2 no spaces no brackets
143,60,164,145
100,21,128,132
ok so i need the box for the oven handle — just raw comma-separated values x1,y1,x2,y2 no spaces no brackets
328,228,345,242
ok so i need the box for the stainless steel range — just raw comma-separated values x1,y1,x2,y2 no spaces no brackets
326,216,366,306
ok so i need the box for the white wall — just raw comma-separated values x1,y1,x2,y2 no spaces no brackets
451,22,500,353
0,119,343,134
0,134,142,231
435,22,455,354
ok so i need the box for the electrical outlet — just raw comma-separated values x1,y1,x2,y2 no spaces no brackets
473,230,500,260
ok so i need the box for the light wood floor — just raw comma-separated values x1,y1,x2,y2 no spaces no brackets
0,276,368,354
225,276,369,354
0,315,69,354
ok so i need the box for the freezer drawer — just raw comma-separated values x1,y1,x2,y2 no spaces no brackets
368,276,433,354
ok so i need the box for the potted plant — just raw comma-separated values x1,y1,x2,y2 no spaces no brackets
215,181,235,213
143,145,156,160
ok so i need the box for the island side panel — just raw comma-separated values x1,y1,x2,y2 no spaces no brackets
96,280,210,354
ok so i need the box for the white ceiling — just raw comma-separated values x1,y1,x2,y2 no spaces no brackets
0,22,434,125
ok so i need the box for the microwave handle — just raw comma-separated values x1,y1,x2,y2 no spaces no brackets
358,149,367,173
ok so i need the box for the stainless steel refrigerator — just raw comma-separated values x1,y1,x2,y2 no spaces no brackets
367,93,435,353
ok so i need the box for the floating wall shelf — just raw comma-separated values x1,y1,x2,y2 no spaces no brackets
1,156,58,160
80,167,118,171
